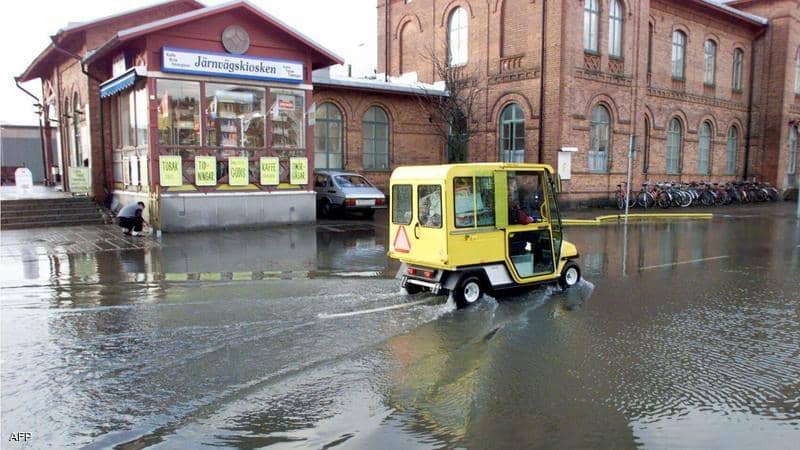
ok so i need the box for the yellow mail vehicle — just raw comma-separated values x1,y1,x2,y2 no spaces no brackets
388,163,580,308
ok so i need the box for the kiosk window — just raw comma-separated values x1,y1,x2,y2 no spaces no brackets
392,184,412,225
418,185,442,228
269,89,305,149
454,177,495,228
156,79,201,147
205,83,266,148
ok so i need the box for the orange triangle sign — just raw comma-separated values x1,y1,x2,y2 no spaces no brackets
394,225,411,253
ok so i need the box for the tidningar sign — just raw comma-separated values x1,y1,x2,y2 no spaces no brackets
162,47,304,83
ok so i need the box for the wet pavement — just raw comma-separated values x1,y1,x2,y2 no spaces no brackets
1,204,799,449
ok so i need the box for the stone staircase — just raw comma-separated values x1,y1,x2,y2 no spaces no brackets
1,197,109,229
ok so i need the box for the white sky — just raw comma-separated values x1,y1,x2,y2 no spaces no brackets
0,0,377,125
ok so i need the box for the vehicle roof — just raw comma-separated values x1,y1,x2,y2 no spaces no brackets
315,170,367,177
390,163,555,182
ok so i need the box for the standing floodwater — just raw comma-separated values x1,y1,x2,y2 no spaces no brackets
1,205,799,448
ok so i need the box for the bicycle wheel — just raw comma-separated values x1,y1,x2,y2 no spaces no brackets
678,190,692,207
656,192,671,209
700,190,714,206
637,192,654,208
616,193,625,210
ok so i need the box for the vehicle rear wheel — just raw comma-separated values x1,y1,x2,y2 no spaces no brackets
404,282,424,295
559,262,581,289
453,274,483,309
319,199,332,218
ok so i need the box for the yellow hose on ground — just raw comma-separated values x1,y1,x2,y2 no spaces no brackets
562,213,712,226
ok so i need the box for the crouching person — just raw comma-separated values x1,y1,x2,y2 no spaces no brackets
118,201,147,236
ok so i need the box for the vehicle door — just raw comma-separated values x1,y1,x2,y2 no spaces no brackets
503,170,556,282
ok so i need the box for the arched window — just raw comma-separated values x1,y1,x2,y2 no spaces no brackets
609,0,623,58
499,103,524,162
789,125,798,176
63,96,71,159
666,118,682,174
589,105,610,172
795,50,800,94
704,40,717,85
698,121,712,175
672,31,686,79
726,126,738,175
72,92,82,166
363,106,389,170
732,48,744,91
314,102,344,170
448,7,468,66
643,116,651,174
584,0,599,52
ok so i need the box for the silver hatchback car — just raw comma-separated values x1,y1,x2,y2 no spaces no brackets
314,170,387,219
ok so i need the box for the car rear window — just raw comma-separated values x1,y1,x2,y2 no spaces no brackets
392,184,412,225
335,175,371,187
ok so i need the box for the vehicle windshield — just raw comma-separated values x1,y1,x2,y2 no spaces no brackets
335,175,372,188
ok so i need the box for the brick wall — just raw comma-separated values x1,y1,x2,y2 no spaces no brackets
380,0,797,202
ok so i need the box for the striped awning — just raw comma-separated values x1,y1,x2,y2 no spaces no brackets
99,67,143,98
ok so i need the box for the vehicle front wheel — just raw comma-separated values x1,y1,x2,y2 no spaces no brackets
559,262,581,289
453,274,483,308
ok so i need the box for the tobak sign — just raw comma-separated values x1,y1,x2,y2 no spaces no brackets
159,156,182,186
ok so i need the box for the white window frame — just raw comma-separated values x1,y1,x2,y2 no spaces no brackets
667,118,682,174
698,122,712,175
672,31,686,79
584,0,600,53
609,0,623,58
733,49,744,91
789,125,798,175
704,40,716,86
726,126,738,175
448,8,468,67
589,105,611,173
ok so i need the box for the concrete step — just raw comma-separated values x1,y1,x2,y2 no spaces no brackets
1,218,106,230
1,211,108,225
0,197,107,229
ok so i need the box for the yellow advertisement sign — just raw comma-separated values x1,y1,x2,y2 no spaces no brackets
195,156,217,186
260,157,279,185
159,156,183,187
69,167,91,193
289,157,308,185
228,157,249,186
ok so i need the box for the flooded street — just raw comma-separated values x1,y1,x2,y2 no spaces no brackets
2,205,799,449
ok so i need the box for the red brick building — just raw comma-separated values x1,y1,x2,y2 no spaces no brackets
377,0,800,203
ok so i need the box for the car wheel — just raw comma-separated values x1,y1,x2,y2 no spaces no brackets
319,200,331,218
559,262,581,289
453,273,483,309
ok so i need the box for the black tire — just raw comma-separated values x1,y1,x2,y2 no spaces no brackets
404,282,424,295
362,209,375,220
319,199,332,218
559,262,581,289
452,273,483,309
656,192,671,209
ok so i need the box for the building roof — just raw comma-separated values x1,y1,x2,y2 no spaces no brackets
17,0,204,82
699,0,768,26
313,71,448,97
84,0,344,70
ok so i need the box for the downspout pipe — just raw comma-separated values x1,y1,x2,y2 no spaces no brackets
744,27,767,181
537,0,546,164
50,36,106,197
14,78,50,186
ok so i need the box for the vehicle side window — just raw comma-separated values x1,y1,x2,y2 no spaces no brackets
508,171,545,224
392,184,412,225
315,175,327,188
453,177,494,228
418,185,442,228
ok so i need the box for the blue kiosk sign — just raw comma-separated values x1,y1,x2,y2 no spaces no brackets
161,47,304,83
